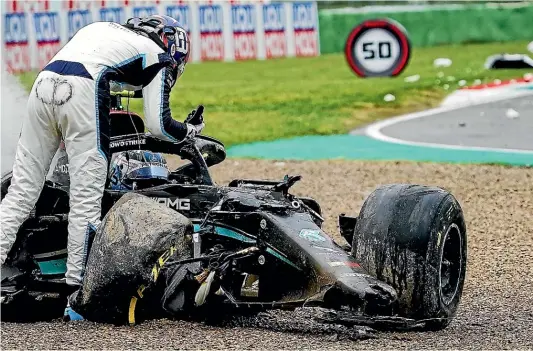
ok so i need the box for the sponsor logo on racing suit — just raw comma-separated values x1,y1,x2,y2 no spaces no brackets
109,139,146,148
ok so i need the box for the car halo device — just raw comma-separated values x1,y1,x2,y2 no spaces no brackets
344,18,411,77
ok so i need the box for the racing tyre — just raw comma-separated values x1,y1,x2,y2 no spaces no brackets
71,192,195,325
350,184,467,330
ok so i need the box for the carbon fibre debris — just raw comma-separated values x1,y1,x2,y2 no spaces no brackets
213,308,378,341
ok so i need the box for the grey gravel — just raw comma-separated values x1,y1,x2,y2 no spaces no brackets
2,159,533,350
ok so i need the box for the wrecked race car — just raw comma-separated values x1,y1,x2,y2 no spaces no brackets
1,92,467,331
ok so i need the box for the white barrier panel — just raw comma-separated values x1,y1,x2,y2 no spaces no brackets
263,2,286,59
1,0,320,73
199,3,225,61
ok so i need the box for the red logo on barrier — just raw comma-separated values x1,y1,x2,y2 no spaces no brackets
200,34,223,61
234,33,256,60
5,44,31,74
293,2,318,57
295,29,317,57
34,11,61,68
263,3,286,59
4,12,30,73
199,5,224,61
232,5,256,60
265,31,286,59
37,42,61,68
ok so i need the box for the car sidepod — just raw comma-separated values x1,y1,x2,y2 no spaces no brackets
213,209,398,313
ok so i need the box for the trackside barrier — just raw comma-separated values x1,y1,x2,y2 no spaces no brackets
2,0,320,74
319,4,533,55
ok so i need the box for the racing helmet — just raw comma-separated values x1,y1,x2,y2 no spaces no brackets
108,150,170,190
124,15,190,83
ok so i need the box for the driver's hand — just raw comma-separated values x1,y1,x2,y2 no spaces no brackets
184,123,205,140
183,105,205,140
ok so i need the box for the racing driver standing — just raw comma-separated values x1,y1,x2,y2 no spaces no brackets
0,15,204,320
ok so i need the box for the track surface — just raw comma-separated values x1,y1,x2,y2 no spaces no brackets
2,159,533,350
228,92,533,164
375,94,533,151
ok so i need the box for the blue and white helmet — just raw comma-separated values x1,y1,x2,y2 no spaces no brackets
108,150,170,190
125,14,190,83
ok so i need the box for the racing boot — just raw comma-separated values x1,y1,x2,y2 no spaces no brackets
63,287,85,322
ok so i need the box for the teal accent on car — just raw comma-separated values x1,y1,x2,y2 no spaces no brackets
36,258,67,275
265,247,301,271
193,223,300,270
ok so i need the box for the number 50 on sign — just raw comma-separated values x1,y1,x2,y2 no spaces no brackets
344,18,411,78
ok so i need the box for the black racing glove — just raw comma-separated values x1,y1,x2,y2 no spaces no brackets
183,105,205,140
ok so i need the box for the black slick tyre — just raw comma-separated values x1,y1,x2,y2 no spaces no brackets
350,184,467,330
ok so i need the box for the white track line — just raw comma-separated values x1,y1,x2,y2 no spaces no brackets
364,90,533,155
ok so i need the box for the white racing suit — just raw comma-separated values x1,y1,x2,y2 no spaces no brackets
0,21,191,286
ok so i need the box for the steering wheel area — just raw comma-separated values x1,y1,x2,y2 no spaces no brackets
108,90,224,186
169,135,227,185
109,132,226,186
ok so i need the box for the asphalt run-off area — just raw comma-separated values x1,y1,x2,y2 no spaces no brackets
365,93,533,152
228,90,533,166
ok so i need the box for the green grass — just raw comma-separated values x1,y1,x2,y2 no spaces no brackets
17,41,532,147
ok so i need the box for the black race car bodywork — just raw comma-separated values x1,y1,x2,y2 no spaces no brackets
1,95,467,330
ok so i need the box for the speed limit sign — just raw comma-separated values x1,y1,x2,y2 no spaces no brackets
344,18,411,77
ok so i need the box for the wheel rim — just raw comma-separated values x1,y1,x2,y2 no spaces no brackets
439,223,463,306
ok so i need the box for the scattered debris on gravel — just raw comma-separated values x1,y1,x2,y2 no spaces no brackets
2,159,532,350
219,308,378,342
